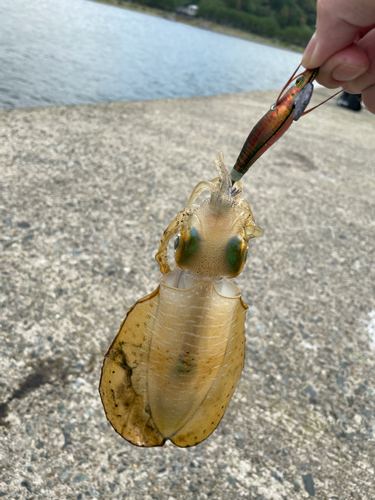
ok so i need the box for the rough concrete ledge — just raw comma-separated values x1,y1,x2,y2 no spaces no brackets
0,90,374,499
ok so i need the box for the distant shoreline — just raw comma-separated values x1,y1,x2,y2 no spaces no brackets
91,0,303,54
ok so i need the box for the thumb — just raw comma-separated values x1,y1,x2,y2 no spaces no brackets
302,0,375,68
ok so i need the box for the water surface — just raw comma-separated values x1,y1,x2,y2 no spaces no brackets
0,0,302,109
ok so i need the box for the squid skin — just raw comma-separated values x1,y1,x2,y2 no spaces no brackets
99,153,263,447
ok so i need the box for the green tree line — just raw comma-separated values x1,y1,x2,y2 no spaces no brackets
135,0,317,47
198,0,316,45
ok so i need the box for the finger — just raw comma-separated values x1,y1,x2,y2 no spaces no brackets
314,44,369,89
342,72,375,95
357,26,375,74
362,84,375,113
302,0,375,68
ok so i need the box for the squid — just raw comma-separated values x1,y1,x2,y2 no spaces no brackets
99,153,263,447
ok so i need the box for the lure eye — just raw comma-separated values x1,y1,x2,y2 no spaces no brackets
226,236,247,276
175,227,201,267
296,75,304,85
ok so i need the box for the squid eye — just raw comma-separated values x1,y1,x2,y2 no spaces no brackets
226,237,247,275
175,227,200,266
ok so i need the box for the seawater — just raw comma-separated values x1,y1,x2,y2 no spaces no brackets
0,0,302,110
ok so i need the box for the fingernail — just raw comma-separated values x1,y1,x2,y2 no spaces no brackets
331,63,367,81
302,33,317,67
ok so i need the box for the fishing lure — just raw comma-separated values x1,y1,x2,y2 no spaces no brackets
100,153,263,447
230,67,319,182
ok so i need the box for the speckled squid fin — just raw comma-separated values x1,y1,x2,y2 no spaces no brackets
99,288,165,447
170,296,248,447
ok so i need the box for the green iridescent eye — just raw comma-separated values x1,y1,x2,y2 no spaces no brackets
226,237,247,275
176,227,200,266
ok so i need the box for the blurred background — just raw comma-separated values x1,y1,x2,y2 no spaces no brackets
0,0,314,110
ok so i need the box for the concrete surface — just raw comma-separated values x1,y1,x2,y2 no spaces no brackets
0,89,374,499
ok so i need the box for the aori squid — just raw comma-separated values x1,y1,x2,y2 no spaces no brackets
100,153,262,447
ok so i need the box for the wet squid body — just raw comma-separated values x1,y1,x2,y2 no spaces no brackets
99,153,263,447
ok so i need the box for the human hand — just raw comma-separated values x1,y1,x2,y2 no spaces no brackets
301,0,375,113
